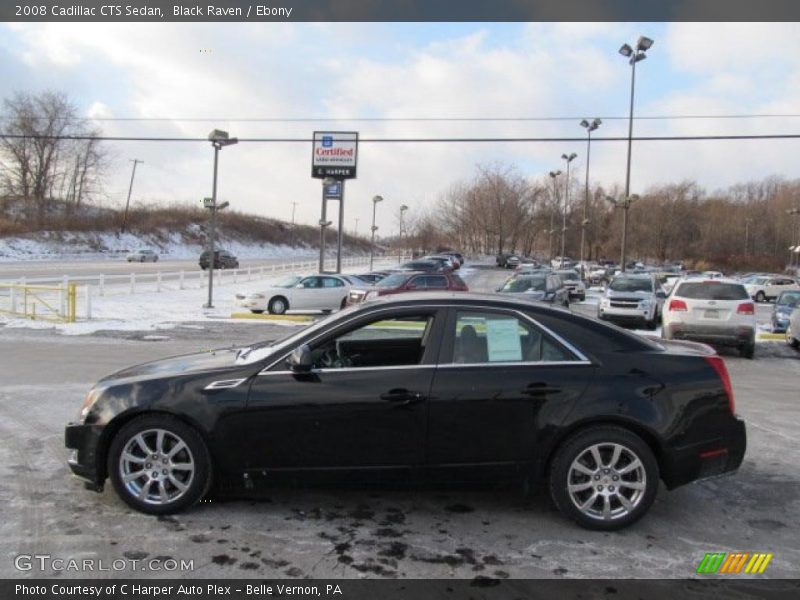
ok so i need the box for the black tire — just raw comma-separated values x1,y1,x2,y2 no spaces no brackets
549,426,659,531
646,316,658,331
251,310,264,315
340,297,348,309
739,342,755,359
755,291,766,303
268,296,288,315
107,414,211,515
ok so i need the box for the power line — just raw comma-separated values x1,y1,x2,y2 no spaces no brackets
4,114,800,123
3,133,800,143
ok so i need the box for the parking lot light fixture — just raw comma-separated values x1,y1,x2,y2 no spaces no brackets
370,195,384,270
579,119,601,278
548,171,561,261
204,129,237,309
560,154,577,268
618,36,652,272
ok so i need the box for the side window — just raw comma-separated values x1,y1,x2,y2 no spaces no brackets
425,275,448,289
408,276,426,289
452,311,577,364
301,277,321,289
310,314,434,369
322,277,344,288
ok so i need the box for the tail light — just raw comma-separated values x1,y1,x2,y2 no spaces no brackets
668,299,688,311
704,355,735,415
736,302,755,315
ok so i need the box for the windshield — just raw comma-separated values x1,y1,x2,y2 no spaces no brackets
557,271,578,281
777,291,800,307
675,282,749,300
376,273,411,288
275,276,302,288
500,277,546,292
609,277,653,293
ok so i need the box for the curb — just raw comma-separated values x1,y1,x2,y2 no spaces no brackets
757,332,785,341
230,312,314,323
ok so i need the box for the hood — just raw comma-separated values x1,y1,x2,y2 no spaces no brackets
606,289,651,299
100,347,246,383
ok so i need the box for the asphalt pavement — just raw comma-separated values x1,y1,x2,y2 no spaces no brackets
0,263,798,579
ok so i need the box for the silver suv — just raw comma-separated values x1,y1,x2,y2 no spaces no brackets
598,273,664,330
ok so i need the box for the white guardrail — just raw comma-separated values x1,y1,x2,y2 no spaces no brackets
0,255,411,320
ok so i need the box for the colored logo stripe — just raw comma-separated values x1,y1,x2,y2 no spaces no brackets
697,553,726,574
697,552,773,574
744,553,773,574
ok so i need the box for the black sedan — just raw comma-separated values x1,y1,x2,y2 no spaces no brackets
65,293,745,530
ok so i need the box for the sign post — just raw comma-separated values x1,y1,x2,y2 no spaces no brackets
312,132,358,273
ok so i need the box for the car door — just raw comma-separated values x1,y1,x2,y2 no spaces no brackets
291,276,322,309
321,276,347,309
243,307,446,472
426,307,594,480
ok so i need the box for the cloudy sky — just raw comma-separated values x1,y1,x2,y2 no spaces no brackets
1,22,799,234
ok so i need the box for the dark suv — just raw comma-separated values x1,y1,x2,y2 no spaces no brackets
199,249,239,270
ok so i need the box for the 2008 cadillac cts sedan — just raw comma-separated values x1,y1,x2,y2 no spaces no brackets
65,293,746,530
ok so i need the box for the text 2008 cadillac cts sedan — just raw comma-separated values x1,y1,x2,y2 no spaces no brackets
65,292,746,530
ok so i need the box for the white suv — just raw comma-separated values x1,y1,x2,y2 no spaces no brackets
597,273,663,329
662,278,756,359
745,275,799,303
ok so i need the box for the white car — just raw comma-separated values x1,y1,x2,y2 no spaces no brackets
126,249,159,262
597,273,663,330
700,270,724,279
745,275,799,303
662,278,756,359
235,274,366,315
554,269,586,301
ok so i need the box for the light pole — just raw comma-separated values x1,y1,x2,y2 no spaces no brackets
618,35,653,273
204,130,237,309
399,204,408,262
579,119,601,279
354,218,359,236
548,170,561,262
744,217,753,260
606,194,639,271
120,159,143,234
369,195,383,270
290,201,298,247
560,153,577,268
788,208,800,270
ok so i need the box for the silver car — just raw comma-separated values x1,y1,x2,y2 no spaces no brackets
787,305,800,350
126,249,159,262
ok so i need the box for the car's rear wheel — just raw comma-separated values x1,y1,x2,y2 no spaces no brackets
755,291,766,303
108,415,211,515
268,296,288,315
739,342,755,359
786,325,799,348
549,426,658,530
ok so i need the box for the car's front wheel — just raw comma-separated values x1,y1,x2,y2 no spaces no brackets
268,296,288,315
549,426,659,530
107,415,211,515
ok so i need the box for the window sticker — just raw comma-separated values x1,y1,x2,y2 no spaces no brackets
485,318,523,362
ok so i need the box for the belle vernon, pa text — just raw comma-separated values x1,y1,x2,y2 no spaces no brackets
16,584,343,597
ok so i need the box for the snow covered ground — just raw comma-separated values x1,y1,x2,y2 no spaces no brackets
0,259,401,335
0,230,323,262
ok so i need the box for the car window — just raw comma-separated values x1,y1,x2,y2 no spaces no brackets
425,275,448,289
322,277,344,288
310,314,434,369
452,311,576,364
778,292,800,307
674,282,749,300
300,277,321,288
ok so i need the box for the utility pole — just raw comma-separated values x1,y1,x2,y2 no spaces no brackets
121,159,143,234
290,201,297,247
560,153,577,268
354,218,359,236
548,170,561,262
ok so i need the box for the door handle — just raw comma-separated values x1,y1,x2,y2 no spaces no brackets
380,388,424,405
522,382,562,397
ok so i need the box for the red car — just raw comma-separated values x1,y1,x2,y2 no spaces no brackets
347,271,468,304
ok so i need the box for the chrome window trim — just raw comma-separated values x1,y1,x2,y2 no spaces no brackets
256,302,593,376
204,378,248,390
440,360,591,369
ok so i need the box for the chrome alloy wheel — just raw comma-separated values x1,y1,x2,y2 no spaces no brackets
118,428,195,505
566,442,647,521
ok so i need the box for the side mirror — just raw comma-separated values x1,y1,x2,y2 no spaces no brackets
287,344,313,372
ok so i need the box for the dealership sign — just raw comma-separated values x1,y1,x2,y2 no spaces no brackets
312,131,358,179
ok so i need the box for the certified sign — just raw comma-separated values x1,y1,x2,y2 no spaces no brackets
312,131,358,179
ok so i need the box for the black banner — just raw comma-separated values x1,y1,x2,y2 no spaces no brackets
3,579,800,600
4,0,800,22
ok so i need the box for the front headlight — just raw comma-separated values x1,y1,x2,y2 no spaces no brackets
79,388,103,423
600,297,610,306
639,299,653,307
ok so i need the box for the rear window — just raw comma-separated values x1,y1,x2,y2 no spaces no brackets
675,282,748,300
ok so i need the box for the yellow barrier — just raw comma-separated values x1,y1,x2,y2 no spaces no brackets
0,283,77,323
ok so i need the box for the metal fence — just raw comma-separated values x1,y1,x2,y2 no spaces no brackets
0,282,77,323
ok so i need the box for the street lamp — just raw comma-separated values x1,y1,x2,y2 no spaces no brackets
579,119,601,279
369,195,383,270
399,204,409,262
548,170,561,262
788,208,800,270
560,153,577,268
606,194,640,271
204,129,238,308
